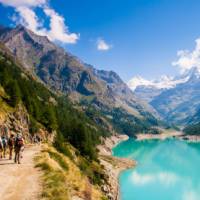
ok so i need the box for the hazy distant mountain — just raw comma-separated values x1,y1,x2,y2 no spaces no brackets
128,68,200,125
0,25,158,124
128,75,189,90
151,68,200,124
128,74,189,102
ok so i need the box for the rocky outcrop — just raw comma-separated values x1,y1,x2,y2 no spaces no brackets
98,134,129,156
0,104,30,139
0,103,52,142
98,135,136,200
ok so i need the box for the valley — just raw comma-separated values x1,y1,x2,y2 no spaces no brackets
0,24,199,200
1,1,200,200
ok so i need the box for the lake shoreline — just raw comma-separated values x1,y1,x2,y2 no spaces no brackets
97,135,136,200
175,134,200,142
99,132,200,200
136,131,200,142
136,130,182,141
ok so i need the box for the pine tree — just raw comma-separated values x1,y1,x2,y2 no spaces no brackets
6,80,21,107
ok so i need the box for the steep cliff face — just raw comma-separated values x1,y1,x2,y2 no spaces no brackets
0,84,29,139
0,94,50,142
0,25,104,96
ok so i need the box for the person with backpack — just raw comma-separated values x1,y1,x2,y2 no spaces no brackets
14,134,24,164
8,134,15,160
1,136,7,158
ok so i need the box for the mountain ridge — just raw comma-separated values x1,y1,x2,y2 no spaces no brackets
0,24,160,137
0,25,158,118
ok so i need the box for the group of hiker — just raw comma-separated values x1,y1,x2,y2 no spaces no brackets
0,131,24,164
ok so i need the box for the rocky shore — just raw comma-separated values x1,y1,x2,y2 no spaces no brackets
175,135,200,142
98,135,136,200
136,130,182,141
136,130,200,143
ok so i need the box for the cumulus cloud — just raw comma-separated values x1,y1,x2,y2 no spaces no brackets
97,38,112,51
0,0,79,44
44,8,79,43
172,38,200,73
16,6,41,33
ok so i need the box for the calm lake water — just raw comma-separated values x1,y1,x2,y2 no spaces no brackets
112,139,200,200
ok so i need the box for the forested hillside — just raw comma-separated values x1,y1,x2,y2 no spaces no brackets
0,25,160,134
0,40,162,188
0,44,110,185
183,123,200,135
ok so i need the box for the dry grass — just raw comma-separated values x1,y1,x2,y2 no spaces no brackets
35,145,105,200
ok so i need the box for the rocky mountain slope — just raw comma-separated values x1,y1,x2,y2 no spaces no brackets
0,26,158,200
0,43,112,199
0,25,160,136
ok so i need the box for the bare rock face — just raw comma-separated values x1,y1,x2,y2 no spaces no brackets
100,155,136,200
0,104,51,142
1,104,30,139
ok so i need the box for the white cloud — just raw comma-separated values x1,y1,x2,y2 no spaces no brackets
172,38,200,73
0,0,46,8
97,38,112,51
0,0,79,44
131,171,179,187
16,6,41,33
44,8,79,44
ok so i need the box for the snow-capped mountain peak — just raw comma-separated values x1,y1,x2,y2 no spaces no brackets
127,73,190,91
127,76,153,90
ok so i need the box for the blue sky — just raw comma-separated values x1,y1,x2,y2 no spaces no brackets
1,0,200,81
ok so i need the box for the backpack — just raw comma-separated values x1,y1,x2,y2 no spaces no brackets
16,137,24,148
8,138,15,146
2,138,7,148
0,140,2,149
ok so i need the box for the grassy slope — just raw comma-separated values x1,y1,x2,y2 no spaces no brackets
35,145,106,200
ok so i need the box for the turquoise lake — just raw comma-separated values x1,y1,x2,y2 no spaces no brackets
112,139,200,200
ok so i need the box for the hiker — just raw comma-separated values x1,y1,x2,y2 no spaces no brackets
36,135,41,145
14,134,24,164
1,136,7,158
34,135,41,145
8,134,15,160
0,136,3,159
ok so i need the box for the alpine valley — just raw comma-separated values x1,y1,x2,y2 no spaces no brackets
1,2,200,200
0,25,162,200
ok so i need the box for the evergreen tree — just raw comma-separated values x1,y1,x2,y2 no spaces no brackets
6,80,21,107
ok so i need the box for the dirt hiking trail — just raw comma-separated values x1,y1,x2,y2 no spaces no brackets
0,145,42,200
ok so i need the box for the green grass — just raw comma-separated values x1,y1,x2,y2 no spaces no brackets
35,150,69,200
48,151,69,171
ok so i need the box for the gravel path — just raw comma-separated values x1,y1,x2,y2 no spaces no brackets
0,145,42,200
